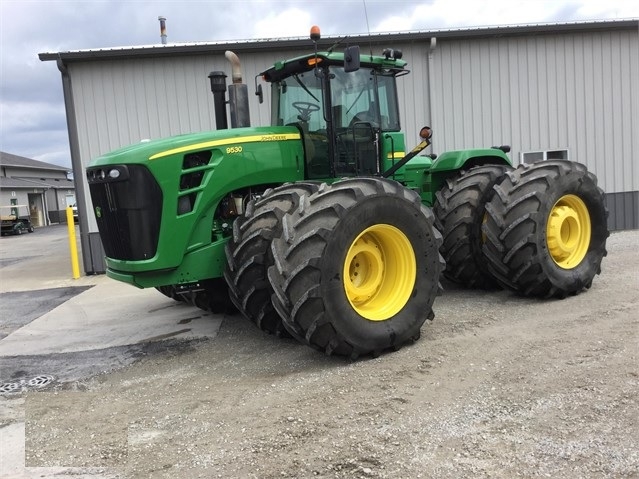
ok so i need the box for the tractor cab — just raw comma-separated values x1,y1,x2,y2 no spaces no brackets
261,29,408,181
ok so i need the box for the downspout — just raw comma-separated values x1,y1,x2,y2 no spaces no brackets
57,56,94,274
427,37,437,140
54,185,60,220
42,187,50,226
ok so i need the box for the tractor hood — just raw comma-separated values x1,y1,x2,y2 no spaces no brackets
88,126,300,167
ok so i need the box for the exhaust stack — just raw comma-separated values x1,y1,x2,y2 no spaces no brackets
225,51,243,84
225,51,250,128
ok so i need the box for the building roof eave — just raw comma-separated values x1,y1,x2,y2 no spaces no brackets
39,19,639,63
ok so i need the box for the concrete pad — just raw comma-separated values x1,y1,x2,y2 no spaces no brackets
0,276,223,357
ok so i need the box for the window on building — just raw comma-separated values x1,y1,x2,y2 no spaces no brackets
520,149,569,164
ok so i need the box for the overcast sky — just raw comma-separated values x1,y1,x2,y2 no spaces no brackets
1,0,637,169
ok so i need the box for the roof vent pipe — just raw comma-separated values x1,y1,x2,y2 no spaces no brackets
158,16,167,45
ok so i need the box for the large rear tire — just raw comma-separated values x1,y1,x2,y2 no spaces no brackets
482,160,609,298
268,177,444,358
224,183,319,335
434,164,511,288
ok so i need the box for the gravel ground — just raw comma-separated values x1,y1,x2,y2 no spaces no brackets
9,230,639,478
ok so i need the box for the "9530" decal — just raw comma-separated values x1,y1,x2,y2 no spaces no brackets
226,146,243,154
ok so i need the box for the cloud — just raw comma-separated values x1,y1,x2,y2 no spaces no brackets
253,8,312,39
575,0,639,18
1,100,66,133
373,0,639,32
376,0,563,32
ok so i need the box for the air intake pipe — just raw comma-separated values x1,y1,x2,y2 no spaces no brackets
208,71,228,130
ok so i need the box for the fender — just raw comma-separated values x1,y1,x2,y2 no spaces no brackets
422,148,513,206
430,148,511,173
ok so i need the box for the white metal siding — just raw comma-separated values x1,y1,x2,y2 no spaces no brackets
71,57,217,161
69,51,309,162
430,29,639,197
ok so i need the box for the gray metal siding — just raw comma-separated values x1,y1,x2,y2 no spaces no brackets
68,26,637,233
69,52,300,163
391,43,432,147
606,191,639,231
432,30,638,185
428,28,638,230
70,58,217,161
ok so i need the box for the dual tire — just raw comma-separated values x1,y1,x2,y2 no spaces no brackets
435,160,608,298
227,177,444,358
223,183,320,335
434,164,512,288
482,160,609,297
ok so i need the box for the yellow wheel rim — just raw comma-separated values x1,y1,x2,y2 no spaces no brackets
546,194,591,269
343,224,416,321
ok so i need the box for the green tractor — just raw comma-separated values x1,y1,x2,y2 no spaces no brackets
87,28,608,358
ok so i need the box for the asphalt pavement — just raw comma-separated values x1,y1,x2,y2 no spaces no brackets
0,224,224,479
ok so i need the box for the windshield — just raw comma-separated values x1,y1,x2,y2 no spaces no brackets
270,65,400,132
270,72,325,131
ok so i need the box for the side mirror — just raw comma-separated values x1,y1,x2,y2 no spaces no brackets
256,84,263,104
344,45,360,73
254,75,264,104
491,144,511,153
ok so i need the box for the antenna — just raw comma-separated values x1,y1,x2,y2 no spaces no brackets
327,36,348,54
362,0,373,58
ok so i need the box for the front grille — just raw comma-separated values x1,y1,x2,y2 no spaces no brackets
87,165,162,261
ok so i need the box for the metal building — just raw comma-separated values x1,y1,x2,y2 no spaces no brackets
0,151,76,226
39,19,638,275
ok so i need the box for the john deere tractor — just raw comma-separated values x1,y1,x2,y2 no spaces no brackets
87,28,608,358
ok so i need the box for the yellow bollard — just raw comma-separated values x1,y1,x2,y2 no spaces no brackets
66,206,81,279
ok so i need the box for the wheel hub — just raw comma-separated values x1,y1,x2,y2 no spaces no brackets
348,239,384,301
343,224,416,321
546,194,591,268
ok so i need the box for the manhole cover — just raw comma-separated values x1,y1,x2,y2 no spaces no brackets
0,374,56,394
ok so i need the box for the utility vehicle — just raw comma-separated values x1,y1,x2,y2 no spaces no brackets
0,205,35,236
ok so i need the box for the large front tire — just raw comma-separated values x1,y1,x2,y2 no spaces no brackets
188,279,236,314
224,183,319,335
158,281,236,313
155,285,186,303
482,160,609,298
268,178,444,358
434,164,511,288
